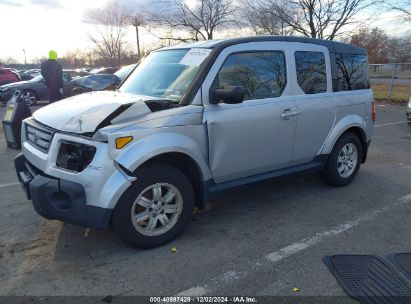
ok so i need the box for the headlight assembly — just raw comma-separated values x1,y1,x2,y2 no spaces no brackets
56,141,96,172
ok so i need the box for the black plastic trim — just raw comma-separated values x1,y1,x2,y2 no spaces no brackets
200,154,329,207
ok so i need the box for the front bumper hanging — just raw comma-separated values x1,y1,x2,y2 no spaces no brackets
14,153,112,230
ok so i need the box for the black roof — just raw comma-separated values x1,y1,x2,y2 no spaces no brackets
164,35,366,55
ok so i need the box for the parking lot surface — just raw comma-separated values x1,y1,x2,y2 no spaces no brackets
0,102,410,300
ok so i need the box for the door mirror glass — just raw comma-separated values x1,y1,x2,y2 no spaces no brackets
210,86,245,104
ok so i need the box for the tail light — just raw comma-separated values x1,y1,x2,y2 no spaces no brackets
371,101,376,123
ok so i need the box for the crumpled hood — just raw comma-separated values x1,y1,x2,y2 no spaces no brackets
33,91,153,133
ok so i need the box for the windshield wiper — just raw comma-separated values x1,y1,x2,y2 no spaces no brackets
145,99,182,112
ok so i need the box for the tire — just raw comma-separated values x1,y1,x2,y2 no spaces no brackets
321,132,363,187
112,163,195,248
21,90,38,106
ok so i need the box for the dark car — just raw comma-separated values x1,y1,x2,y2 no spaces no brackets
69,64,136,96
64,69,90,80
18,71,35,81
0,68,20,86
89,67,119,74
70,74,121,96
24,69,41,77
114,64,137,82
0,72,73,105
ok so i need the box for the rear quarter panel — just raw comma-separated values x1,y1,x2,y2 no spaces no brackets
320,89,374,155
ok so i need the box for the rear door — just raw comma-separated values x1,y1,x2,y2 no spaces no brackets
288,43,336,165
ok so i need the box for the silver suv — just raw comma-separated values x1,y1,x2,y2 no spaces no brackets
15,36,375,248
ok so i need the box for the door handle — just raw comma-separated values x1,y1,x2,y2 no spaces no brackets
281,110,301,118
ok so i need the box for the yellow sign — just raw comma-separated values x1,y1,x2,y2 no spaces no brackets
3,105,14,121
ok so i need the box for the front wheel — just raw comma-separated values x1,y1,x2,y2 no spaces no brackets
112,163,195,248
321,132,363,186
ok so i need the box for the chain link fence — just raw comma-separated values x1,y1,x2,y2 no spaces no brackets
369,63,411,102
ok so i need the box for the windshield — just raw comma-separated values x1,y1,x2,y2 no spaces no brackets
119,48,211,103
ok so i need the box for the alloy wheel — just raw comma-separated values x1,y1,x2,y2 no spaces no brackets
337,143,358,178
130,183,183,236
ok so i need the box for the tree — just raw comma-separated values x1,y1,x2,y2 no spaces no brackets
350,27,389,64
388,36,411,63
5,57,18,65
242,0,374,40
144,0,236,42
242,0,294,35
386,0,411,22
60,49,92,68
85,1,132,66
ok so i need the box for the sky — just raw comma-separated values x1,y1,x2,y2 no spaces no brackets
0,0,410,64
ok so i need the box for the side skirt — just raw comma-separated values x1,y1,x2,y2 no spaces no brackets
201,154,329,207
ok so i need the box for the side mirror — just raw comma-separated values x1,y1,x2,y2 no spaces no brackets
210,86,245,104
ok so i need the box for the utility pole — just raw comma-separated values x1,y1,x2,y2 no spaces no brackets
132,17,141,60
22,49,27,65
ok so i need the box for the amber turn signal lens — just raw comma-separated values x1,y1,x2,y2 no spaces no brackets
115,136,133,149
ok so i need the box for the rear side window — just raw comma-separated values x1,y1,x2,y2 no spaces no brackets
295,51,327,94
212,51,287,101
336,54,369,91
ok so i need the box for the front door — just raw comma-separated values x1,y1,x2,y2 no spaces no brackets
202,42,297,183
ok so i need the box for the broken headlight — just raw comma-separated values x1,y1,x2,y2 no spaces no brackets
56,141,96,172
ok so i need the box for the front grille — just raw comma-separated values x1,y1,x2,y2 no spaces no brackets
26,121,55,153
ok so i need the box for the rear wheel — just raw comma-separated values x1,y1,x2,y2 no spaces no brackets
321,132,363,186
112,163,195,248
21,90,38,106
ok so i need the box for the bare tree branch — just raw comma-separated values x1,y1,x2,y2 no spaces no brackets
85,1,132,66
384,0,411,22
144,0,236,42
242,0,375,40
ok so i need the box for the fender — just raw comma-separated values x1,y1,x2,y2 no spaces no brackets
114,132,212,181
320,114,368,155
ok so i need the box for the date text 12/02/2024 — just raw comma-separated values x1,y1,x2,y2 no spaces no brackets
150,296,258,303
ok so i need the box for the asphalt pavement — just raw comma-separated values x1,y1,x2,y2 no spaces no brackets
0,102,410,302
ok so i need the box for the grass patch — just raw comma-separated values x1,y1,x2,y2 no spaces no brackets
371,83,410,104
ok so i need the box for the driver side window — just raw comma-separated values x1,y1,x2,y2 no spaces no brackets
212,51,287,101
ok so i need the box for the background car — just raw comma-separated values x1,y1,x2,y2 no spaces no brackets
0,72,73,105
17,71,35,81
0,68,20,86
114,63,136,82
70,74,120,96
0,65,136,105
89,67,119,74
64,69,90,80
24,69,41,77
69,64,135,96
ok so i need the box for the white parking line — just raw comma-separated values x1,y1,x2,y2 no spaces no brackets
376,104,390,107
374,121,407,127
0,182,20,189
176,193,411,296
